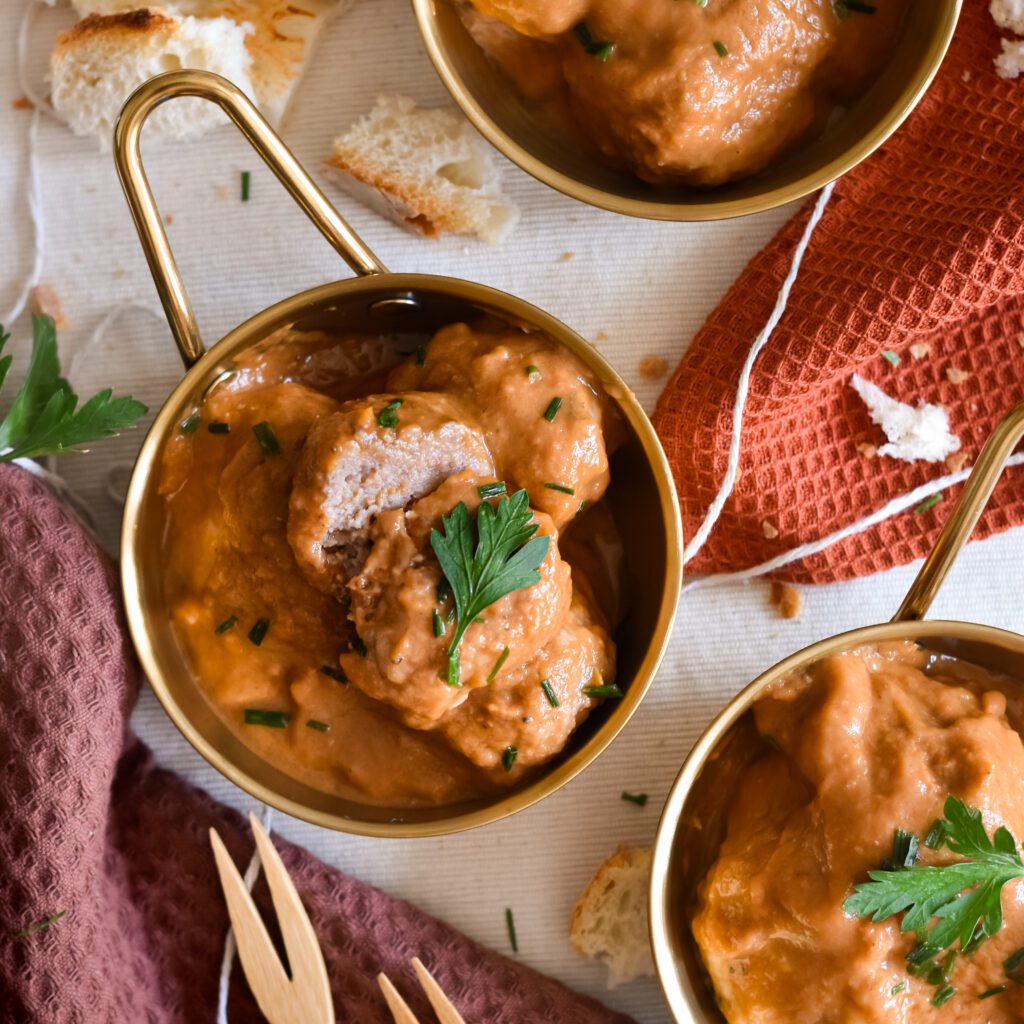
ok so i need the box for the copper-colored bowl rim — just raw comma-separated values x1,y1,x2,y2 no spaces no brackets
121,271,684,838
649,616,1024,1021
411,0,962,222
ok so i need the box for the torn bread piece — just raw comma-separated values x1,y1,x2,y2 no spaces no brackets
570,845,655,988
327,95,520,244
850,373,961,463
990,0,1024,35
995,38,1024,79
65,1,344,130
51,9,255,144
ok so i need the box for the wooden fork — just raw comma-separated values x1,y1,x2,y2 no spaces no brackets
209,813,333,1024
378,958,467,1024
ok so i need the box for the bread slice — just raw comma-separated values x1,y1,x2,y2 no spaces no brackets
51,9,255,144
570,844,655,988
66,1,345,128
327,95,520,245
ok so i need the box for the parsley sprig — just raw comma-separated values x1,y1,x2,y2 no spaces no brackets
430,489,549,687
845,797,1024,963
0,315,145,462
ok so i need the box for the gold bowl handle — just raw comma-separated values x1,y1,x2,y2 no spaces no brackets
895,402,1024,622
113,69,388,368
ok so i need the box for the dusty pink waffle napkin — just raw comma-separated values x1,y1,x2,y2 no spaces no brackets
0,463,634,1023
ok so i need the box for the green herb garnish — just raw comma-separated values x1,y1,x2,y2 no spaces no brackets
544,482,575,495
914,493,944,515
0,315,145,461
487,647,510,682
845,797,1024,969
436,578,452,604
241,170,251,201
505,907,518,952
180,411,201,435
215,615,239,635
252,421,280,456
376,398,404,429
207,421,230,434
244,708,288,728
932,986,956,1008
432,608,446,638
1004,947,1024,984
761,733,782,751
477,481,507,499
622,792,648,807
415,345,426,367
351,635,367,657
319,664,347,683
882,828,920,871
979,986,1006,999
573,21,615,60
836,0,877,15
891,982,906,995
584,682,623,699
525,364,540,378
502,745,518,772
430,489,549,687
540,679,559,707
14,910,67,939
882,349,901,366
248,618,270,646
543,397,563,422
712,40,729,57
306,719,330,733
925,819,947,849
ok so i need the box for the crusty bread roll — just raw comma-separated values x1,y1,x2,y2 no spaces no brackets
570,844,655,988
327,95,520,245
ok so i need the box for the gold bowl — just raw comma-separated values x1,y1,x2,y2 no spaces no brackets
649,402,1024,1021
411,0,962,221
114,70,683,838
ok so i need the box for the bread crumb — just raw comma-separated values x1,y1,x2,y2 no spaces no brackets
991,0,1024,34
946,367,970,385
946,451,969,474
909,342,931,361
559,251,575,262
164,213,174,226
215,185,231,201
1017,332,1024,350
113,267,127,279
850,373,960,463
761,519,779,540
11,96,32,110
962,69,972,83
995,39,1024,79
857,442,878,459
770,581,804,620
29,284,67,329
638,355,668,380
595,329,609,342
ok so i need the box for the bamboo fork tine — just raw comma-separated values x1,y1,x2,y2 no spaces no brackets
378,972,421,1024
411,958,466,1024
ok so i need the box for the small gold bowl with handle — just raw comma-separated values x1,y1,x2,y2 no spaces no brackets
411,0,961,221
115,69,683,838
649,402,1024,1021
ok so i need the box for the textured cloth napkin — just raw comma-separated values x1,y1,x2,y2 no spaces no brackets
653,2,1024,583
0,464,633,1024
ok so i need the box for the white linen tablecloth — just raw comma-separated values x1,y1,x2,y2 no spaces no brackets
3,3,1023,1021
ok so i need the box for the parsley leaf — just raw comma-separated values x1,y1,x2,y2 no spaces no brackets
0,315,146,462
430,489,549,686
844,797,1024,959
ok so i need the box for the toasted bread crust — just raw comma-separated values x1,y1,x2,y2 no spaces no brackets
55,8,178,53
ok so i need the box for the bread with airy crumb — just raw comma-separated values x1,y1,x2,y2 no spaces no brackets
327,95,520,245
570,844,655,988
51,9,255,145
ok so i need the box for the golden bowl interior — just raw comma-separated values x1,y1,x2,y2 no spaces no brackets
649,619,1024,1023
122,272,683,838
412,0,961,221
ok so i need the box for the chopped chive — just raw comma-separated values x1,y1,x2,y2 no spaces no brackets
914,493,944,515
584,682,623,699
376,398,404,429
215,615,239,635
319,664,347,683
621,791,648,807
477,481,507,499
352,635,367,657
433,608,446,638
543,397,563,422
415,345,426,366
1004,947,1024,974
247,618,270,646
577,500,587,514
890,982,906,996
241,170,251,201
502,745,518,772
573,20,615,60
207,421,231,434
882,828,919,870
244,708,288,728
544,482,575,495
924,818,947,849
306,719,330,733
980,986,1006,999
505,907,518,952
252,421,281,456
446,604,456,625
882,349,901,366
690,0,709,5
525,364,540,378
436,578,451,603
488,647,511,683
712,40,729,57
540,679,559,707
932,986,955,1008
180,411,201,434
446,647,462,688
588,41,614,60
14,910,67,939
761,733,782,750
836,0,877,15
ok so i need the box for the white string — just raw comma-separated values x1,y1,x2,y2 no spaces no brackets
682,181,836,565
683,453,1024,593
216,805,274,1024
